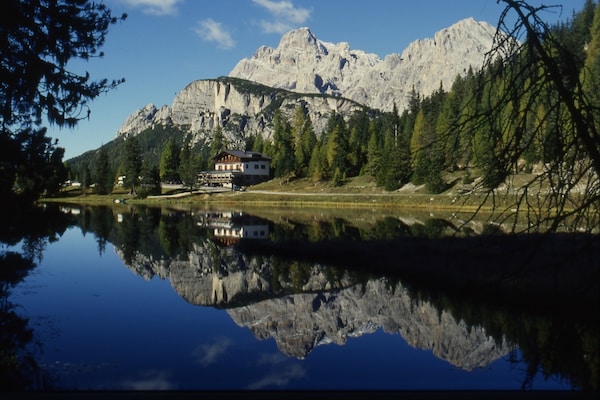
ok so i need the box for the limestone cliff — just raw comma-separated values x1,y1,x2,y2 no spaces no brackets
229,18,497,112
114,238,512,370
116,18,499,145
116,77,365,146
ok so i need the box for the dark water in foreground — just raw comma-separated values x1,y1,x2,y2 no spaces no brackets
1,204,598,392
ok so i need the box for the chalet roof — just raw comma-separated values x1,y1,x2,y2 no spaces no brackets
214,149,272,161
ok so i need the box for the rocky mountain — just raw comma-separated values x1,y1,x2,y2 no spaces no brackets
229,18,497,112
116,77,366,146
116,18,499,144
114,236,512,369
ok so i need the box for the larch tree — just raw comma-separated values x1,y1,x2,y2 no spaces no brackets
457,0,600,233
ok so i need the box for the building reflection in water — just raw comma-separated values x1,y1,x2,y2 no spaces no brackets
197,211,270,246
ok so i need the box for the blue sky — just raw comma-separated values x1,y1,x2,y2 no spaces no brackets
49,0,588,160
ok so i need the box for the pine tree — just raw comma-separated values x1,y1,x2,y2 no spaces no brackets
308,141,327,181
291,105,316,177
80,163,91,196
209,126,227,167
123,136,142,195
0,0,126,206
347,111,370,176
179,140,198,192
159,140,180,183
271,109,294,183
138,160,161,198
326,117,350,177
378,128,403,190
365,129,382,178
410,110,428,184
93,146,113,195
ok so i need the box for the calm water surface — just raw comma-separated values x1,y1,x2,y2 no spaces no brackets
3,204,598,391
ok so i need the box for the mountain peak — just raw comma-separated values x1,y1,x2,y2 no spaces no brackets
116,18,502,142
277,26,327,56
229,17,498,112
280,26,316,42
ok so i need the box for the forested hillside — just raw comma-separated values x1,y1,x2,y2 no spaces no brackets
66,0,600,233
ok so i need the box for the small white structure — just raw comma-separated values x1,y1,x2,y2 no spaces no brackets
200,150,271,187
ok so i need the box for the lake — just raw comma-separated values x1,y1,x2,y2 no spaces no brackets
1,203,598,393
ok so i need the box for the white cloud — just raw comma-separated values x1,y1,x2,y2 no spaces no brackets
119,370,175,390
253,0,312,34
119,0,183,16
257,352,288,365
194,18,236,50
246,363,306,390
193,337,232,366
259,20,293,34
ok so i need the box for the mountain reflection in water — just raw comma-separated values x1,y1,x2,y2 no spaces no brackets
2,203,598,391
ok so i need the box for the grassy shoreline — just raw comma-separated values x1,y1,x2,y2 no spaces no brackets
41,174,540,215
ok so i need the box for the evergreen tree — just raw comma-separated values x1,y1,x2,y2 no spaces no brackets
326,116,350,177
209,126,227,168
308,141,328,181
271,109,294,183
455,69,478,169
378,128,404,190
332,167,345,187
347,111,370,176
251,134,265,154
291,105,316,177
0,0,126,206
365,129,382,178
424,143,447,193
80,162,91,196
458,0,600,232
93,146,113,195
159,139,180,183
123,136,142,195
179,140,198,192
582,1,600,106
410,110,428,184
42,145,68,197
138,160,161,198
436,84,461,170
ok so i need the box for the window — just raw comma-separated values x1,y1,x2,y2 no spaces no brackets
260,165,266,169
254,165,259,169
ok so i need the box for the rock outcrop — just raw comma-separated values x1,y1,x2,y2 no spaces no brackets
114,236,512,370
227,279,511,369
116,78,365,145
115,18,499,144
229,18,497,112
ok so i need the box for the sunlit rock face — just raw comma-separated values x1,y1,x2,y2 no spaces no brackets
116,242,511,370
227,279,511,369
116,18,497,144
229,18,497,112
116,78,364,146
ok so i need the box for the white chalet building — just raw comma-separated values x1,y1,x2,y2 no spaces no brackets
200,150,271,188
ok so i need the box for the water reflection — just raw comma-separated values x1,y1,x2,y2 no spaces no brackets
2,203,599,391
1,204,71,390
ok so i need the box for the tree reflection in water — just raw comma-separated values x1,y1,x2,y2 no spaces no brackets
0,204,71,390
2,203,599,391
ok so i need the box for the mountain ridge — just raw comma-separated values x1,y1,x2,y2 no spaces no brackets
229,18,497,112
113,18,499,149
